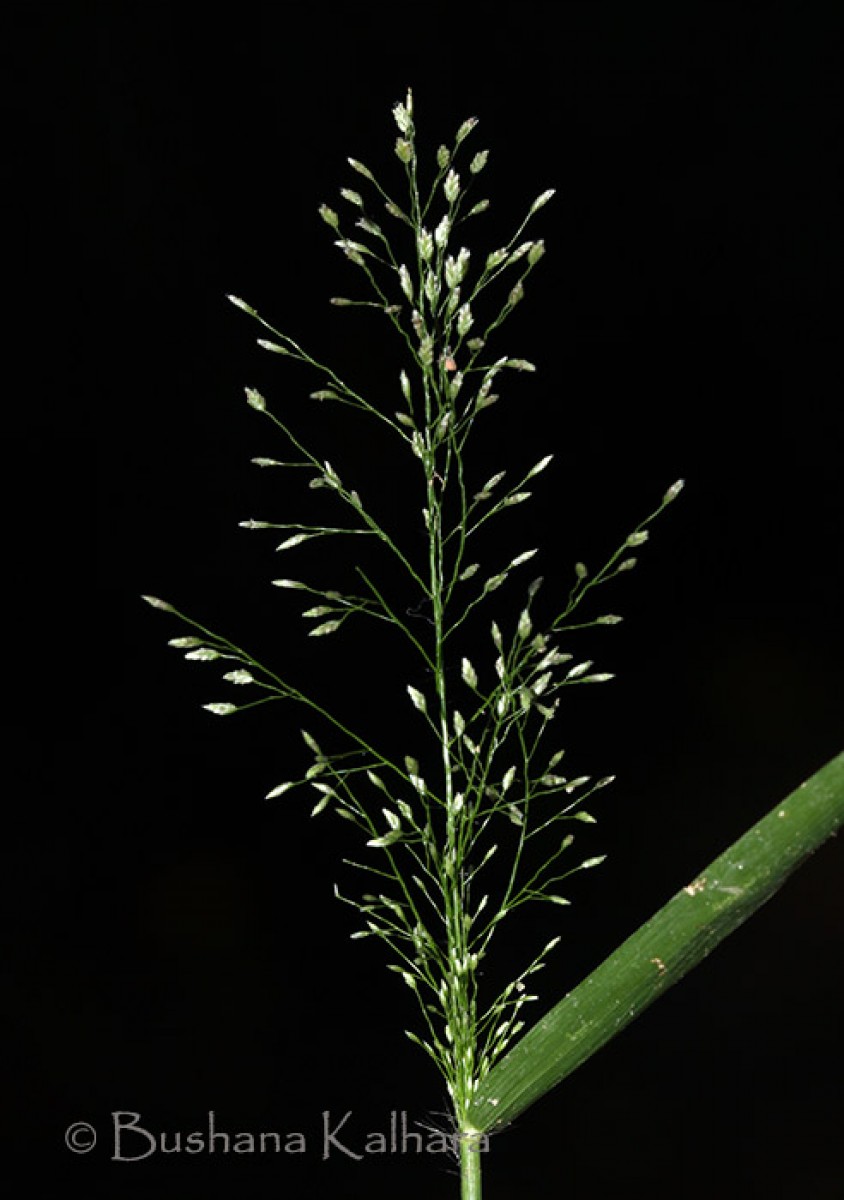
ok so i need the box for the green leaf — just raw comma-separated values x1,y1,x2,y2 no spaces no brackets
468,750,844,1133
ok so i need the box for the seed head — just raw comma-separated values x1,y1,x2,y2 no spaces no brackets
276,533,311,550
265,781,296,799
528,239,546,266
424,270,440,307
311,793,332,817
446,246,471,288
141,594,175,612
529,188,556,214
455,116,479,145
526,454,553,479
417,228,434,262
466,199,490,217
398,264,413,301
382,807,401,831
224,669,254,685
384,199,409,223
395,137,413,164
566,660,593,679
347,157,375,181
510,549,538,569
509,241,533,263
447,372,463,401
470,150,489,175
257,338,290,354
367,831,403,849
309,619,342,637
392,100,413,135
227,294,256,315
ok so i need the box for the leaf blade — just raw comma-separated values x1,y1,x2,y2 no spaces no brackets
468,750,844,1133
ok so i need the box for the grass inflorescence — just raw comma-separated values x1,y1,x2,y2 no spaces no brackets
143,88,682,1136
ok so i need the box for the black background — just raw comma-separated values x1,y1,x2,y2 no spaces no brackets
7,3,843,1197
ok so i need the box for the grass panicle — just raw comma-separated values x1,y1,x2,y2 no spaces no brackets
144,90,843,1199
145,89,681,1132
